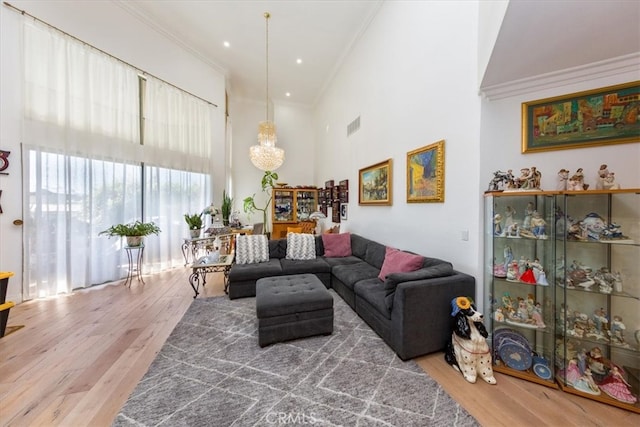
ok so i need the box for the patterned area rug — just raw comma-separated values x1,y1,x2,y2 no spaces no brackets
114,291,478,426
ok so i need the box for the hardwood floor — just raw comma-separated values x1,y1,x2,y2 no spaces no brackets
0,269,637,426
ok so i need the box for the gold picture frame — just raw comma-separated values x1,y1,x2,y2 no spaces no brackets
406,140,445,203
522,81,640,153
358,159,392,205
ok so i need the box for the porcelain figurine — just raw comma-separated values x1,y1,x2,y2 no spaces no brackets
530,211,547,239
599,365,637,404
504,206,516,230
595,164,609,190
493,213,503,235
506,261,520,282
568,168,588,191
523,202,534,229
573,368,601,395
556,168,569,190
610,316,626,345
582,213,607,240
602,172,621,190
505,222,520,237
531,303,546,328
503,246,513,271
487,170,514,191
561,358,581,385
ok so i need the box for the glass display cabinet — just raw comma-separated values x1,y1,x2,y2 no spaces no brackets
554,190,639,413
485,189,640,412
271,188,318,239
484,191,559,388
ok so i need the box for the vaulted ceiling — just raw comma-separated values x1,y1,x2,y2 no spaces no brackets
121,0,640,106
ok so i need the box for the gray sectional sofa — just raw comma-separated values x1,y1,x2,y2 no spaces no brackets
228,233,475,360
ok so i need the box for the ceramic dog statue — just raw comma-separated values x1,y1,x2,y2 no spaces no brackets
444,297,497,384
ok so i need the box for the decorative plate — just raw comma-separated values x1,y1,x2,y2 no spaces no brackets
533,363,553,380
493,328,531,353
499,343,532,371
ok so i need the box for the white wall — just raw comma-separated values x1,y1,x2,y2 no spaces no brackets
0,1,227,303
229,97,315,230
314,2,482,277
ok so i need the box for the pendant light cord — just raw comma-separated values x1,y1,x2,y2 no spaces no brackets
264,12,270,122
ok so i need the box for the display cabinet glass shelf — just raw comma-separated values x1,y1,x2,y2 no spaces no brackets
484,191,559,388
554,189,639,413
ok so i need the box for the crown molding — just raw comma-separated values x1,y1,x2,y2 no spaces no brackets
479,53,640,101
113,0,228,77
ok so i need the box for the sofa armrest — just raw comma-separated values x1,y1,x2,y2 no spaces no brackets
390,271,475,360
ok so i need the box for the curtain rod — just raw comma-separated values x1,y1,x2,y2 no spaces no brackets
3,1,218,108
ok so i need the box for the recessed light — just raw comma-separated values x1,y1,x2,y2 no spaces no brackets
285,92,291,97
296,58,302,64
223,41,230,48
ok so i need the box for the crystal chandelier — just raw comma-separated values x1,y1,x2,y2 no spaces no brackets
250,12,285,171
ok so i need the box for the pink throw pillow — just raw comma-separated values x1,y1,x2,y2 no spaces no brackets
378,246,424,281
322,232,352,257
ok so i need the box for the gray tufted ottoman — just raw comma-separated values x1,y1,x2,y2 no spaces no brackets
256,274,333,347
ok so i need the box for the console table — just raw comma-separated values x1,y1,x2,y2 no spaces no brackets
188,252,235,298
181,234,236,266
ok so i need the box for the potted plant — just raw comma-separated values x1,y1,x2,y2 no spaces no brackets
99,220,161,247
221,190,233,226
243,170,278,236
184,212,204,238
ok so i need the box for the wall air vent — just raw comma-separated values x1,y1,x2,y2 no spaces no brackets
347,116,360,137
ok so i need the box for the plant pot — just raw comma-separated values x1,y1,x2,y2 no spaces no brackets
189,229,202,239
223,219,229,226
126,236,143,247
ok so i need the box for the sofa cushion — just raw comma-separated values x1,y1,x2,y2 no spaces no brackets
228,258,283,281
280,257,331,275
322,232,352,257
236,234,269,264
383,263,455,310
365,240,387,269
354,278,391,319
332,261,380,291
286,233,316,260
350,234,370,259
322,255,363,268
378,247,424,280
269,239,287,259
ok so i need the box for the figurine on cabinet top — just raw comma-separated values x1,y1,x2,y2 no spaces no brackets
595,164,622,190
603,172,621,190
556,168,570,190
487,170,514,192
568,168,588,191
595,164,610,190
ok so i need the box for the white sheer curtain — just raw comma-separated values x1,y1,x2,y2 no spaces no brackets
20,18,218,299
143,78,215,272
22,18,141,298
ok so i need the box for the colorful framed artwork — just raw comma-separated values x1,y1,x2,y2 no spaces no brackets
358,159,392,205
522,81,640,153
406,140,445,203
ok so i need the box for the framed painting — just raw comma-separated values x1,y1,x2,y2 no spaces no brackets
522,81,640,153
359,159,392,205
340,203,348,220
406,140,445,203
